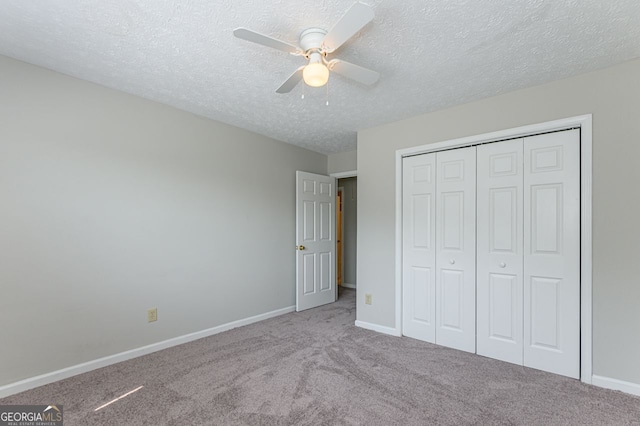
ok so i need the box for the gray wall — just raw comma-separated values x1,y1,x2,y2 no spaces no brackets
338,178,357,286
328,150,357,174
0,55,327,386
357,58,640,386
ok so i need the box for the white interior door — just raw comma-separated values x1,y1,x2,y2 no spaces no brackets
435,147,476,353
477,139,524,365
402,154,436,342
523,130,580,378
296,171,336,311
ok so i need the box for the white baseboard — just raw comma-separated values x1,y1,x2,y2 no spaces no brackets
355,320,402,337
341,283,356,289
592,375,640,397
0,305,295,399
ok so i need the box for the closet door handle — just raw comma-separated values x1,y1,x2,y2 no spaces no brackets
499,262,506,268
449,259,455,265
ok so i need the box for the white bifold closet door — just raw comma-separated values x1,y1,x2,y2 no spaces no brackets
477,129,580,378
402,154,436,342
402,147,476,353
435,148,476,353
477,139,525,365
523,130,580,378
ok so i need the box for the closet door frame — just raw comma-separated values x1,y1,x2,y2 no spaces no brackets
395,114,593,384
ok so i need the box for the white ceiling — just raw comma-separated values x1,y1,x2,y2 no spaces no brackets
1,1,640,154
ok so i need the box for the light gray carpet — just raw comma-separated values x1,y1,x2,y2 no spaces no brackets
2,288,639,425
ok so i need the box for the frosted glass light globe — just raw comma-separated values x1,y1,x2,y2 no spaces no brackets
303,62,329,87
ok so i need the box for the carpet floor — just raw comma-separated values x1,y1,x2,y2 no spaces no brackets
2,288,639,425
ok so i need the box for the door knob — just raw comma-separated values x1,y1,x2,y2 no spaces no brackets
297,245,306,251
449,259,455,265
499,262,506,268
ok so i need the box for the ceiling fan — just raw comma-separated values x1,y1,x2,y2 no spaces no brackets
233,2,379,94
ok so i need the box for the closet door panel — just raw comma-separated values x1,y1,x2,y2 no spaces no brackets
435,147,476,353
402,154,437,342
477,140,524,364
524,129,580,379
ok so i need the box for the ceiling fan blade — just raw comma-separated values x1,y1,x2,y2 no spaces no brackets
322,2,374,52
233,28,300,54
276,66,305,93
329,59,379,86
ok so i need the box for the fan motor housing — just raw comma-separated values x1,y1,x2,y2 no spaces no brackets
299,28,327,52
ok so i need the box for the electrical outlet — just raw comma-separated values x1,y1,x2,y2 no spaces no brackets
147,308,157,323
365,294,372,305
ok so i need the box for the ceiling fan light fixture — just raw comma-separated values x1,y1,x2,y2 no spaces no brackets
303,62,329,87
233,2,378,93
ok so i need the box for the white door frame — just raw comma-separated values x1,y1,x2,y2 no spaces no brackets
337,186,345,287
331,171,357,179
331,171,357,292
394,114,593,383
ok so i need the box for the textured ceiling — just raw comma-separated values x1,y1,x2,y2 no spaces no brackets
1,1,640,154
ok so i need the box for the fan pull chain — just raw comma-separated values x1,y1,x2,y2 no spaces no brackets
325,79,329,106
